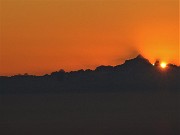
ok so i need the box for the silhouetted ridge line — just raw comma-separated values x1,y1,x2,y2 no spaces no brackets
0,54,179,94
0,54,179,77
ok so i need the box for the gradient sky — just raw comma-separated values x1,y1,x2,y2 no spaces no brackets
0,0,179,76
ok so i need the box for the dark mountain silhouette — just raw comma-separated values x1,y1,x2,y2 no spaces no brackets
0,54,179,94
116,54,152,68
1,54,180,135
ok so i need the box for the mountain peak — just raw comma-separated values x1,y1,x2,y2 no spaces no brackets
136,54,146,59
126,54,150,63
120,54,152,69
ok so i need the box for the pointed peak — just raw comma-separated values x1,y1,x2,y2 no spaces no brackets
122,54,151,67
134,54,151,63
136,54,146,59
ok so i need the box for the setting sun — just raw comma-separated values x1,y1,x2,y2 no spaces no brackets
160,62,167,69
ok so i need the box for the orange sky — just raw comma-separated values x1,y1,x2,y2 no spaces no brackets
0,0,179,76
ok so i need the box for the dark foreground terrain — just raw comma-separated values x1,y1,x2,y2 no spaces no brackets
1,92,180,135
0,55,179,134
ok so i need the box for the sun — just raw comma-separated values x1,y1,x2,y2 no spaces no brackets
160,62,167,69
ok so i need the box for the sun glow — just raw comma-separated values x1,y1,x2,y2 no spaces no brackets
160,62,167,69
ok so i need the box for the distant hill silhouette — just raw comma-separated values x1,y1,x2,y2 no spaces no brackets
0,54,179,94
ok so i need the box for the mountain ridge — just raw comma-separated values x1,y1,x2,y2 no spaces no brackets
0,54,179,94
1,54,179,77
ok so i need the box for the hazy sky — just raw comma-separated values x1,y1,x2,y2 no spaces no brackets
0,0,179,75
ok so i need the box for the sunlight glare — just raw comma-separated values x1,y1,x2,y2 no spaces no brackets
160,62,167,69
